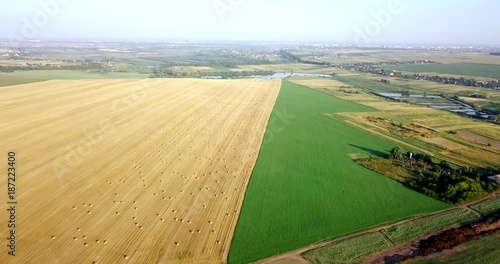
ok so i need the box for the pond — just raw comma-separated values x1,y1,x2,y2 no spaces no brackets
377,93,442,99
374,92,491,119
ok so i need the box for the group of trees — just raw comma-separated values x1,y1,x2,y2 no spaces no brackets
400,90,411,97
410,163,496,204
279,51,330,66
339,89,360,94
389,147,498,204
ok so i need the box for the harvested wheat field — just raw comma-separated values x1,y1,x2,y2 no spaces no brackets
0,78,281,263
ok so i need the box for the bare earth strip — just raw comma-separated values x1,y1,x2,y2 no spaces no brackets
458,130,500,149
421,137,467,150
0,78,281,263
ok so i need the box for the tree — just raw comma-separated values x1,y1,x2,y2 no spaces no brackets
423,155,433,163
414,153,425,161
390,146,404,160
445,185,457,198
433,164,442,174
440,160,451,170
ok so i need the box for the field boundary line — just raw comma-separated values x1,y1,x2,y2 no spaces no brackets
343,119,430,154
226,79,284,259
379,230,395,246
463,206,485,220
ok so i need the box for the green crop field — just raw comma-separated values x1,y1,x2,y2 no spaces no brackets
471,197,500,217
228,80,449,264
304,232,391,264
404,232,500,264
1,70,148,87
1,70,147,81
383,63,500,80
0,74,46,87
381,208,478,245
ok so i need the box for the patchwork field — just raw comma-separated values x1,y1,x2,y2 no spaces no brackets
316,51,500,65
458,130,500,149
340,113,500,169
289,77,500,169
228,80,449,263
376,77,498,95
0,78,281,263
383,63,500,80
330,71,500,113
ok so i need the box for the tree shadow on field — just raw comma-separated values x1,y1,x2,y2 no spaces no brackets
348,144,389,158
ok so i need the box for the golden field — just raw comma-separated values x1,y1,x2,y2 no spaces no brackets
0,78,281,263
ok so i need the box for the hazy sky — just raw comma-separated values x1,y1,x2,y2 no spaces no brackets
1,0,499,45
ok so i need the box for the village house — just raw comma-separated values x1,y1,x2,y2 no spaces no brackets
487,175,500,184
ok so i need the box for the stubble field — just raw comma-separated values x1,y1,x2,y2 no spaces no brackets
0,78,281,263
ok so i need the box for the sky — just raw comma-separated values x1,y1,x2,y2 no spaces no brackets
1,0,499,45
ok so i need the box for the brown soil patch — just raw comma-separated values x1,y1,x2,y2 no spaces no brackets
361,102,436,112
458,130,500,149
421,137,466,150
367,215,500,264
420,219,500,256
288,78,348,89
